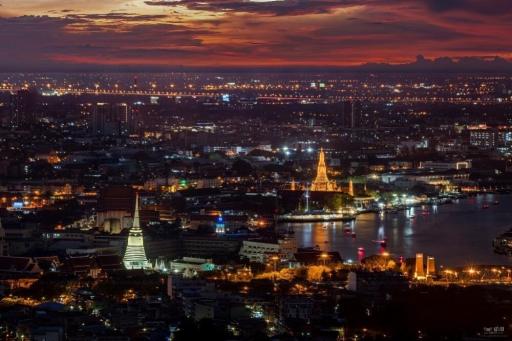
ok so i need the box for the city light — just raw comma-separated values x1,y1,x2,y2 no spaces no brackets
0,3,511,338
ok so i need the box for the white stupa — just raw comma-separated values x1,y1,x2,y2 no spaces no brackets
123,194,150,270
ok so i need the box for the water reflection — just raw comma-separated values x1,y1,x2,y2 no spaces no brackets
281,194,512,266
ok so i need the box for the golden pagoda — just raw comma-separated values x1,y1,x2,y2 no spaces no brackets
348,179,354,197
310,148,338,192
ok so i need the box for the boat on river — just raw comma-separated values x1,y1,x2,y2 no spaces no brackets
277,210,356,222
277,188,356,222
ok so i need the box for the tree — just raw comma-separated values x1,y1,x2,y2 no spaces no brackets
307,265,331,282
362,255,397,270
231,158,253,177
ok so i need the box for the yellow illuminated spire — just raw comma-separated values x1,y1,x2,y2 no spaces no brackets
348,179,354,196
311,148,337,192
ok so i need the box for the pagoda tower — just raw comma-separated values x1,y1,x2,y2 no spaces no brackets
348,179,355,197
123,194,150,270
311,148,337,192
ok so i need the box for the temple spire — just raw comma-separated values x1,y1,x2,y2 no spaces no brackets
348,179,354,197
123,193,150,270
311,148,337,192
132,193,141,230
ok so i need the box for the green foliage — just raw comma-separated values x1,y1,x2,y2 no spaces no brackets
231,158,254,177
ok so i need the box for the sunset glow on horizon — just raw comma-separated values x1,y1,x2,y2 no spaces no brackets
0,0,511,70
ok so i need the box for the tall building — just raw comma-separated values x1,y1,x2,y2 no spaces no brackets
469,126,512,149
415,253,425,278
339,100,360,128
426,257,436,277
469,128,496,149
310,149,338,192
10,89,38,127
123,194,150,270
339,100,373,129
92,103,129,136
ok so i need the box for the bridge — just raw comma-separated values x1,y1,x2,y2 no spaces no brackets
0,86,329,102
0,85,509,105
0,86,219,98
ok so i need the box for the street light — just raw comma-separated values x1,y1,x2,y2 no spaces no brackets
320,252,329,266
465,267,479,281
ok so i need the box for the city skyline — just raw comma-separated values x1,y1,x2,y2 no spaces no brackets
1,2,512,340
0,0,511,70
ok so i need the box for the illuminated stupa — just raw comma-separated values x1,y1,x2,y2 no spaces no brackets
348,179,354,197
310,148,338,192
123,194,150,270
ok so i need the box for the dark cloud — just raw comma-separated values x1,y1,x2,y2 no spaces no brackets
144,0,357,16
313,18,469,41
0,15,208,70
0,0,510,70
65,12,169,21
145,0,512,17
423,0,512,15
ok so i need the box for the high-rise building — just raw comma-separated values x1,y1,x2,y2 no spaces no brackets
426,256,436,277
415,253,425,278
123,194,150,270
10,89,38,127
339,100,360,128
469,128,496,149
339,100,373,129
469,126,512,149
91,103,129,136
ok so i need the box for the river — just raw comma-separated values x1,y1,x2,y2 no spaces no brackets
280,194,512,267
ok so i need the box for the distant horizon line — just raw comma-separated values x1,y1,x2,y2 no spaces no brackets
1,55,512,74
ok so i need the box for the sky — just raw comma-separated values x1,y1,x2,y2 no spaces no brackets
0,0,511,70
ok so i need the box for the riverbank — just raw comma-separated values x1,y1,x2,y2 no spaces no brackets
281,193,512,267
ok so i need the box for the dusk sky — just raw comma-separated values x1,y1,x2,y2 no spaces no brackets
0,0,511,70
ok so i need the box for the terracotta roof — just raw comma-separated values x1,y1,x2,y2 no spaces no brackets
63,256,93,273
96,254,123,271
0,256,41,274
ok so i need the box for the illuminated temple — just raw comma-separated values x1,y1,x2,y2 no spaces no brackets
310,148,340,192
123,194,150,270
